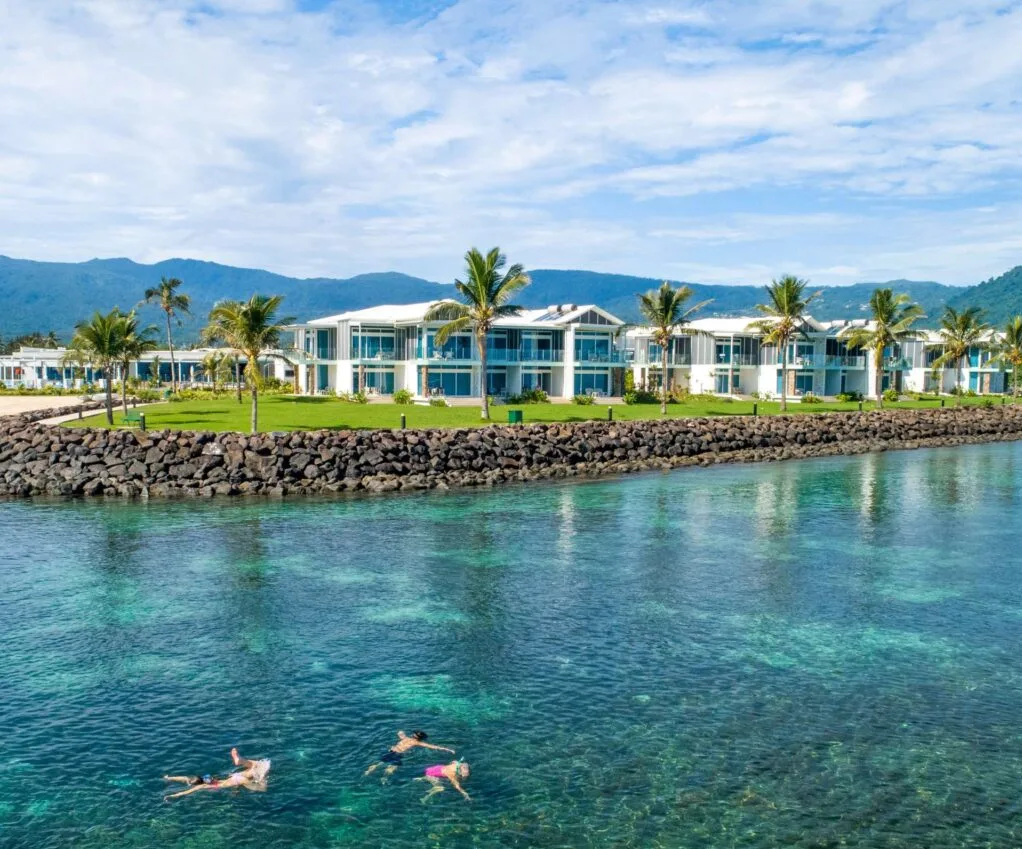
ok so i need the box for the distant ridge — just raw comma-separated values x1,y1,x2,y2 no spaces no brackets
0,254,1015,340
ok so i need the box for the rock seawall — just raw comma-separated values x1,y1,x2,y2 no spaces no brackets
2,406,1022,498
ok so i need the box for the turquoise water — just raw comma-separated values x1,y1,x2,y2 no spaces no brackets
3,443,1022,847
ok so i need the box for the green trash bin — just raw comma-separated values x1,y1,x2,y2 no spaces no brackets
508,409,523,425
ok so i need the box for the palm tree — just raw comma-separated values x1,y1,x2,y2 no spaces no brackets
931,306,990,405
199,351,225,392
143,277,190,394
637,282,712,414
423,247,530,419
746,276,821,412
117,311,158,414
839,289,925,409
69,309,127,425
205,295,293,433
148,354,163,387
991,316,1022,400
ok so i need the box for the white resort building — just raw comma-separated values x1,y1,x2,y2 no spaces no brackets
0,303,1012,401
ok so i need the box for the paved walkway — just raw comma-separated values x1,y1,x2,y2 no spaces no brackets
0,396,93,417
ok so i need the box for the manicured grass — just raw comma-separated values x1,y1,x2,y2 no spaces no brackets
66,394,1005,433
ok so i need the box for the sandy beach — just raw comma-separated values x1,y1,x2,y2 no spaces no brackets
0,396,90,417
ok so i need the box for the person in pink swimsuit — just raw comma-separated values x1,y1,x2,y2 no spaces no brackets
417,760,471,801
163,748,271,800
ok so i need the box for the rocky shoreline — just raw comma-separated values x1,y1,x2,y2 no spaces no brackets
1,404,1021,498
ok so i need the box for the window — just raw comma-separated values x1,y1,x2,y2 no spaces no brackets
420,369,472,396
574,371,609,395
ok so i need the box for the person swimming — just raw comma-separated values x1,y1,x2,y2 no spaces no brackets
364,730,455,777
417,760,471,802
163,748,271,800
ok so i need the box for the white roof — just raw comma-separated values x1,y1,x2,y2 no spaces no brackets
305,301,624,328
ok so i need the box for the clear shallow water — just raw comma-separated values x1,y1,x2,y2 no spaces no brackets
3,444,1022,848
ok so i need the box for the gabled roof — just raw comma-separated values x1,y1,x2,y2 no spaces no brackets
303,302,626,329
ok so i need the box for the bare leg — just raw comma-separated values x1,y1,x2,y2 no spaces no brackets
419,776,444,802
231,748,256,769
384,765,398,776
364,763,380,776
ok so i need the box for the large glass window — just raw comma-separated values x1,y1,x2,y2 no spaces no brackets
420,369,472,396
426,332,473,360
486,369,507,394
575,333,612,363
574,370,609,395
358,369,395,394
352,330,396,360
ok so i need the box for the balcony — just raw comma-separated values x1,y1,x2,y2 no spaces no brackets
788,355,825,369
351,350,397,363
284,348,317,366
715,354,759,367
574,350,626,364
884,357,912,371
518,348,565,363
825,355,866,369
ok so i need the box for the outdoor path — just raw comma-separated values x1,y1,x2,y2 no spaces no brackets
0,396,92,418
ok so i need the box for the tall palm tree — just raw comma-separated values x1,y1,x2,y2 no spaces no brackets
991,315,1022,400
117,311,158,414
205,295,293,433
143,277,190,394
424,247,530,420
69,309,127,425
839,289,925,409
199,351,225,392
637,282,712,414
746,275,821,412
931,306,990,405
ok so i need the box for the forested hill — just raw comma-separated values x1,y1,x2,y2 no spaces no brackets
0,254,1016,340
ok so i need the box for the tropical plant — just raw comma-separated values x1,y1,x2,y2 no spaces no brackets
392,388,414,405
746,276,821,412
147,354,163,387
68,309,128,425
143,277,190,394
838,289,925,409
637,282,711,414
572,394,595,406
116,311,158,414
423,247,530,420
991,316,1022,399
198,351,229,393
930,306,991,405
204,295,294,432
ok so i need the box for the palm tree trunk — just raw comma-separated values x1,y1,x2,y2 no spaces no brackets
121,363,129,415
957,357,964,406
478,332,489,419
876,358,883,410
104,368,114,426
780,342,788,413
661,345,668,415
165,312,177,395
248,360,259,433
1014,363,1019,401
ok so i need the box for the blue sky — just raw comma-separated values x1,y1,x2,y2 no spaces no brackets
1,0,1021,286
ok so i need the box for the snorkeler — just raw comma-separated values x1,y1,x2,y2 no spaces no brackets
364,730,455,777
163,748,271,800
417,760,471,802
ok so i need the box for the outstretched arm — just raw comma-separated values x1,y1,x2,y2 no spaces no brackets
163,775,193,784
449,777,471,801
165,784,216,800
418,742,456,753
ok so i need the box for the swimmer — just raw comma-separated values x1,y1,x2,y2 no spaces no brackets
163,748,271,800
417,760,471,802
365,730,455,777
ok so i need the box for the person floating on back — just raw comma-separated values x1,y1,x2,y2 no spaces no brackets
417,760,471,802
364,730,455,777
163,748,271,800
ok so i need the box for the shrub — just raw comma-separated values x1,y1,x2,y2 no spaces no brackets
506,388,549,404
623,389,659,405
260,377,292,394
429,397,448,407
882,388,900,402
572,394,595,405
624,370,636,394
835,391,863,403
965,389,978,397
800,393,822,404
392,388,414,405
981,398,995,409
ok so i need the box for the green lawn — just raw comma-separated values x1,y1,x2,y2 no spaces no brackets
66,394,1004,433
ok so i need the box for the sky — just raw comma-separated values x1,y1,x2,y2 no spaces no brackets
1,0,1021,287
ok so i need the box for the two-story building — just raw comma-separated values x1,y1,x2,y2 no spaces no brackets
286,302,628,400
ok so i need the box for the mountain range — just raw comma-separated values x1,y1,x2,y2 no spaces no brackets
1,254,1020,342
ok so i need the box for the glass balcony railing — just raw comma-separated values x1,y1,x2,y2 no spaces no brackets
825,355,866,369
518,349,565,363
574,350,626,364
715,354,759,367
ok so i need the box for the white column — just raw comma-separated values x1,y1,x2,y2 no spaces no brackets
563,326,576,399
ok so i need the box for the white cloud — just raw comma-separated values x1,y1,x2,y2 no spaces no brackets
0,0,1019,288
